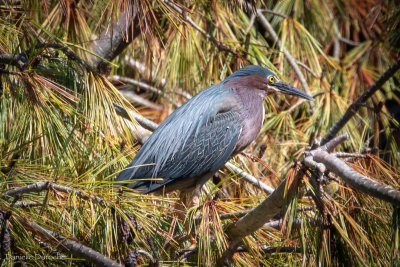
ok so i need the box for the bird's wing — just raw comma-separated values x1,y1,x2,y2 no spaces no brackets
116,85,242,193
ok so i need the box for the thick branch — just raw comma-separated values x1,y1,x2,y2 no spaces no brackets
0,54,27,70
221,167,303,263
91,3,140,73
17,217,122,267
311,150,400,206
321,58,400,145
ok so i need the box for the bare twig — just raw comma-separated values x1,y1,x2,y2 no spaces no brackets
333,152,367,158
296,60,318,78
16,216,123,267
125,57,191,99
194,210,249,222
110,75,178,107
236,245,301,254
2,182,107,206
226,162,274,194
113,103,157,133
136,249,155,263
119,90,163,111
321,58,400,145
338,37,360,46
258,9,287,18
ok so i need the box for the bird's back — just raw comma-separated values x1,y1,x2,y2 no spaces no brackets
116,84,242,193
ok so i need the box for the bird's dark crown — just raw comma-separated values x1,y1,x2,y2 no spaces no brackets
224,65,277,82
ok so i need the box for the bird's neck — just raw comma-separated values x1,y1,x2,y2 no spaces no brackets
231,87,266,154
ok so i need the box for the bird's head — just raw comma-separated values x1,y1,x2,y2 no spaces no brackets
225,65,314,101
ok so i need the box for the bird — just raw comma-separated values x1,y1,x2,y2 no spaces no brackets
116,65,314,197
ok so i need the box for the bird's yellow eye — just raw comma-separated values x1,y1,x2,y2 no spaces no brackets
268,76,275,83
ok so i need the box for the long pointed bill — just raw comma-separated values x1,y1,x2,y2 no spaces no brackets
273,81,314,101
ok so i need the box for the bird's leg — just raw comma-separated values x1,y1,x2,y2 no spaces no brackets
191,183,202,208
176,173,214,248
175,191,197,248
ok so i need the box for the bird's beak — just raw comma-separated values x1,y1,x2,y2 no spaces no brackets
271,81,314,101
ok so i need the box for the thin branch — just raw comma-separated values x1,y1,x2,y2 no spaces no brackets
194,210,249,222
119,90,163,111
164,0,238,55
296,60,318,78
287,91,323,113
258,9,287,18
2,182,107,206
110,75,178,107
0,43,94,72
136,249,155,264
338,37,360,46
113,103,157,133
226,162,274,194
321,58,400,145
236,245,301,254
16,216,123,267
322,133,348,152
33,43,94,72
333,152,367,158
124,56,191,99
14,201,59,208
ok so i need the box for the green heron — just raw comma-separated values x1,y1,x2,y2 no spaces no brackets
116,65,313,196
